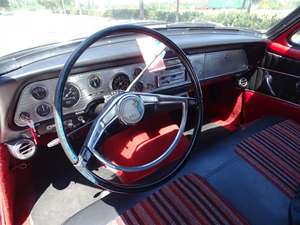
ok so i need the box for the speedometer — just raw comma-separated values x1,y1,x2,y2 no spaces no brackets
63,83,80,108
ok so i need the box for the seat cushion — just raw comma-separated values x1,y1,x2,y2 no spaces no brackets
236,120,300,197
108,173,249,225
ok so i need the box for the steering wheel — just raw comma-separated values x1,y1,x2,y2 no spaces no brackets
54,25,203,193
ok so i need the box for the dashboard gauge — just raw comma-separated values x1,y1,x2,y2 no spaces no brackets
133,68,142,78
36,103,51,117
89,74,101,89
112,73,130,91
63,83,80,108
134,81,144,92
31,86,47,100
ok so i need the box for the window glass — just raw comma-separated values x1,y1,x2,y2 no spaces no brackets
291,31,300,46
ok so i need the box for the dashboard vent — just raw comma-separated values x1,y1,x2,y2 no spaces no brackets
7,138,36,160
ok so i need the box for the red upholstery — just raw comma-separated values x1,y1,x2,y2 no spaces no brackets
14,169,34,225
0,145,15,225
108,174,249,225
0,144,33,225
102,115,190,184
202,80,243,131
236,120,300,197
244,90,300,124
212,91,243,131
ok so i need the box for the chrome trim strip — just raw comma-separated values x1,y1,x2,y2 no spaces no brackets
258,67,300,79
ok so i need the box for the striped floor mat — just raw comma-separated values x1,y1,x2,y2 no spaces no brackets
108,174,248,225
236,120,300,197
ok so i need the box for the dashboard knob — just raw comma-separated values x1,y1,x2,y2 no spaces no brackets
77,116,85,124
64,119,74,129
19,112,31,121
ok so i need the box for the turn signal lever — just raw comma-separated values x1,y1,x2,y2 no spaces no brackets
47,138,60,148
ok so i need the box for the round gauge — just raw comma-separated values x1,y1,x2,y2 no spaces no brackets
31,86,47,100
89,74,101,89
135,81,144,92
133,68,142,78
36,103,51,117
112,73,130,91
63,83,80,108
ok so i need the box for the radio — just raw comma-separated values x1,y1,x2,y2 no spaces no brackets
158,58,186,87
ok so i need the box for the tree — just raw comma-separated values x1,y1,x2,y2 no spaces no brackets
176,0,179,22
247,0,261,13
61,0,66,13
37,0,61,12
37,0,75,13
139,0,144,19
242,0,247,9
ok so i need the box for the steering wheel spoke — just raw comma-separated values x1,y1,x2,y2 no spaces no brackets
137,92,196,105
84,98,121,151
135,92,197,115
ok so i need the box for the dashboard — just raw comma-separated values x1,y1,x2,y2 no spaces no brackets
13,56,187,128
13,49,248,131
0,29,267,143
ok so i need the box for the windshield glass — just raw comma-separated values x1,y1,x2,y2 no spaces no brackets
0,0,299,57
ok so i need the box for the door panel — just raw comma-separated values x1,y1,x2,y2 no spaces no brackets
248,52,300,106
249,20,300,106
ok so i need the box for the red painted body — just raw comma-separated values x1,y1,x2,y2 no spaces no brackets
268,22,300,60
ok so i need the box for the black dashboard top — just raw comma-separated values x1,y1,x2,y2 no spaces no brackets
0,28,264,77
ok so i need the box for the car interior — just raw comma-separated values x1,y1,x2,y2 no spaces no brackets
0,6,300,225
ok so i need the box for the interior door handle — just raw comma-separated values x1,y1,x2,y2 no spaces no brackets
265,72,276,96
296,81,300,94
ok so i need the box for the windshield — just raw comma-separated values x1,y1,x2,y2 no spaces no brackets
0,0,299,57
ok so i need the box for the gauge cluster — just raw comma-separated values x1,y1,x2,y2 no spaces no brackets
13,49,248,129
13,62,164,127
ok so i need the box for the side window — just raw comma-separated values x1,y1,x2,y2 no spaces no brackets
290,30,300,46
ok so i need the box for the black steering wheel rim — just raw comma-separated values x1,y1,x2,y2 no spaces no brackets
54,24,203,193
